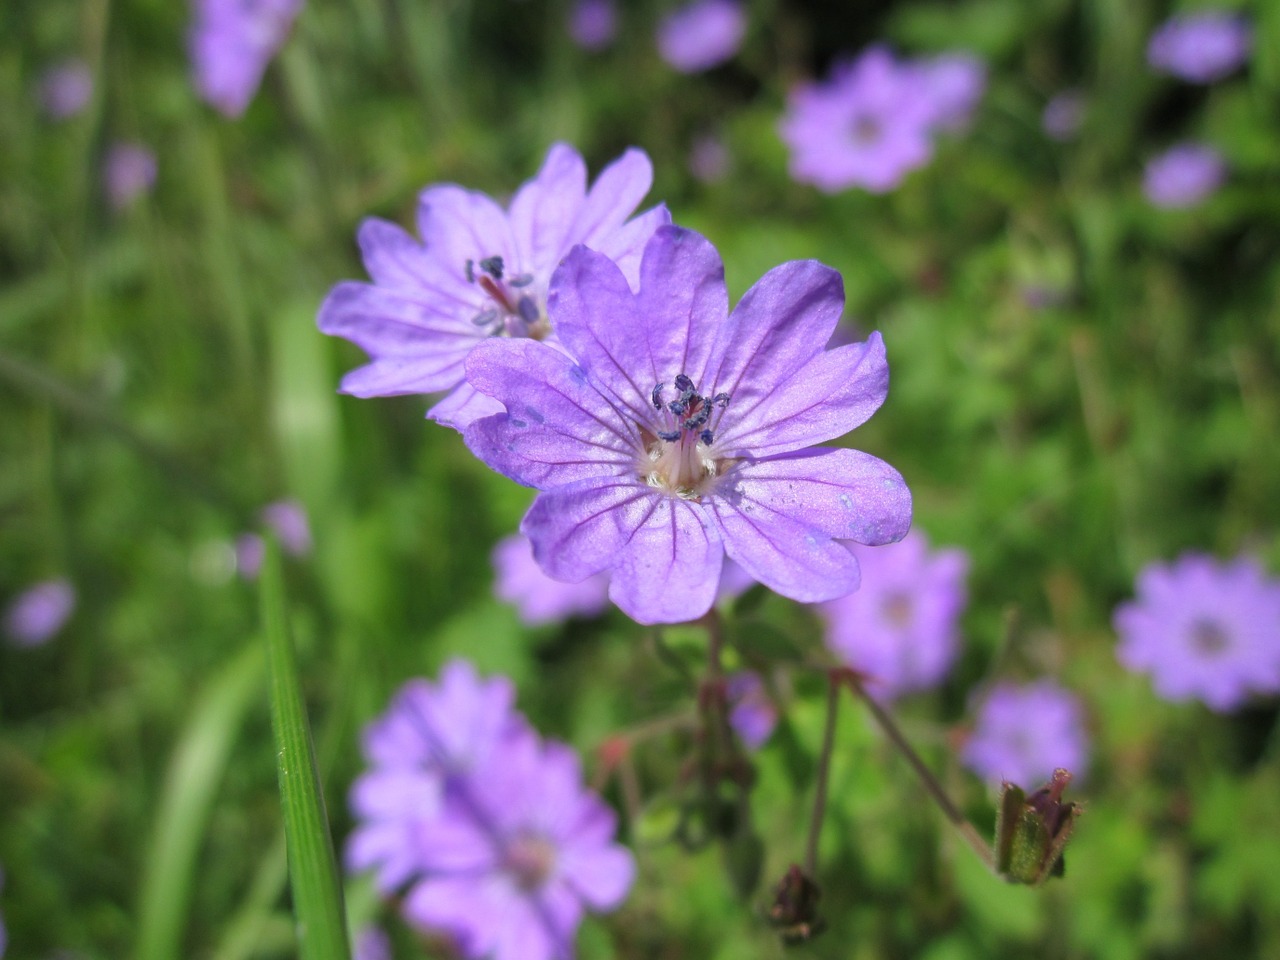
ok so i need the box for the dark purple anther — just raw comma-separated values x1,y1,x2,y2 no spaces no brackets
712,392,730,407
700,429,714,445
674,374,694,393
465,259,475,283
472,308,499,327
652,383,666,410
658,429,682,442
517,296,540,325
510,273,534,288
479,256,504,280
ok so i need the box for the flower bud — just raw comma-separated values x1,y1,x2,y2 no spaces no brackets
994,768,1080,885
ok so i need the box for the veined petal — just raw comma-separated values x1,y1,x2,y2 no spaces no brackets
592,202,672,288
608,497,723,625
318,282,477,348
718,333,889,457
522,477,660,583
509,143,588,276
416,184,517,275
725,448,912,545
427,381,505,430
339,353,469,397
570,148,656,249
707,259,845,404
356,217,472,300
464,339,637,487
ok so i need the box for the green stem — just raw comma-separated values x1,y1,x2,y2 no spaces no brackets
804,672,841,876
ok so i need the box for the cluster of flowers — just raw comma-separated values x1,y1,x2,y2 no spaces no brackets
778,46,985,194
320,142,914,625
568,0,747,73
347,660,635,960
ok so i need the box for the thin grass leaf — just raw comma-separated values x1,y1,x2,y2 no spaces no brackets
260,539,351,960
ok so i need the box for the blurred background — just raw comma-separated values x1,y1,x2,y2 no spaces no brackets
1,0,1278,957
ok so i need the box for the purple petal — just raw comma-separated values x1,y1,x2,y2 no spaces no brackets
427,381,505,430
509,143,588,276
707,259,845,404
560,840,635,910
717,333,889,458
356,217,468,296
551,227,728,418
464,338,636,487
593,203,673,287
415,184,517,275
608,497,723,624
570,148,656,251
522,476,661,582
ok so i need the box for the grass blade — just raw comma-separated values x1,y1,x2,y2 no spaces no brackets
260,539,351,960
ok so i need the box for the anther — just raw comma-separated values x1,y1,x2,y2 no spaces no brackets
652,383,666,410
516,296,539,325
674,374,694,393
657,429,682,442
712,393,731,407
700,429,715,445
471,308,499,327
464,259,475,283
479,256,504,280
510,273,534,288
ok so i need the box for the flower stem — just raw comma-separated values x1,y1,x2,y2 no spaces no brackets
804,671,841,876
840,671,994,871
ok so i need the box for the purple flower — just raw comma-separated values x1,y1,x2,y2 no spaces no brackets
261,498,312,556
37,59,92,119
1042,90,1085,141
353,926,391,960
493,534,611,625
349,662,634,960
1148,11,1251,84
4,579,75,647
189,0,303,118
103,142,157,211
962,681,1088,789
779,47,938,194
819,529,968,700
726,672,777,749
688,133,730,184
1113,553,1280,712
907,53,986,133
656,0,746,73
463,225,912,625
318,143,669,430
348,660,528,893
567,0,618,52
1143,142,1226,208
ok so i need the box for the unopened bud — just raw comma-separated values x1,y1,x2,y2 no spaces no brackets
994,768,1080,886
766,864,825,945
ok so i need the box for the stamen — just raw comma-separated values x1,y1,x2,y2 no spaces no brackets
516,295,539,325
464,259,475,283
700,429,714,445
510,273,534,288
471,308,499,327
652,383,666,410
479,255,504,280
674,374,694,393
657,429,682,442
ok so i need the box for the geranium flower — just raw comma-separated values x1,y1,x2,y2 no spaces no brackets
962,681,1088,788
464,225,912,625
37,59,92,120
819,529,968,700
4,579,75,648
103,142,157,211
189,0,303,118
1147,11,1251,84
656,0,747,74
1113,553,1280,712
348,661,633,960
779,46,982,194
493,533,611,626
1143,142,1226,208
318,143,669,429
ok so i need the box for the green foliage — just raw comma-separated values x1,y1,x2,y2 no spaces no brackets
1,0,1278,957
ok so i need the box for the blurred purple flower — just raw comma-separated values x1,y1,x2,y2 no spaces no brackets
1147,11,1251,84
348,660,528,893
464,225,912,624
353,926,391,960
1042,90,1084,141
37,59,92,119
779,46,982,194
688,133,730,183
1143,142,1226,208
962,681,1088,788
261,498,312,556
819,529,968,700
493,534,611,625
235,533,267,579
1113,553,1280,712
189,0,303,117
568,0,617,52
349,662,634,960
318,142,669,430
656,0,746,73
726,672,777,749
4,578,75,647
103,142,157,211
908,53,985,133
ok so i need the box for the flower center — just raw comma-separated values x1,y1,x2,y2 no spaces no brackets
1189,619,1229,656
851,115,883,146
504,833,557,891
465,255,550,340
642,375,732,500
882,592,913,628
